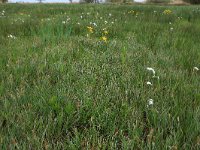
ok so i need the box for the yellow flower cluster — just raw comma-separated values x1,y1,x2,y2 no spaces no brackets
163,9,172,15
87,26,94,33
100,36,107,43
101,29,108,42
128,10,135,14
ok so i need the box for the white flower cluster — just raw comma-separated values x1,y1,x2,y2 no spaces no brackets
8,34,16,39
62,17,71,24
0,10,5,17
146,67,160,107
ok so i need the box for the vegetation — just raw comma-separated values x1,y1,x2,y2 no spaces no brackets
183,0,200,4
0,4,200,149
0,0,8,3
147,0,171,3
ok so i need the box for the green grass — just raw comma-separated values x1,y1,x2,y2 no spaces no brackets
0,3,200,149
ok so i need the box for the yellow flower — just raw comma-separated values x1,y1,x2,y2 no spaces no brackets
128,10,135,14
87,26,94,33
103,30,108,35
100,36,107,42
163,9,172,15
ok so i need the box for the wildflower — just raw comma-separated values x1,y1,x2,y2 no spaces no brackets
67,18,70,21
104,21,108,24
163,9,172,15
109,13,112,17
100,36,107,42
8,34,16,39
170,27,174,31
80,16,83,19
128,10,135,14
111,21,114,24
146,81,152,86
62,21,66,24
103,30,108,35
93,22,97,26
147,99,154,107
147,67,156,76
77,22,80,25
87,26,94,33
193,67,199,71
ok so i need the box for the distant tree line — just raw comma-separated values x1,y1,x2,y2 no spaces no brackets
183,0,200,4
0,0,8,3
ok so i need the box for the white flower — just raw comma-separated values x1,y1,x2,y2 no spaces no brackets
146,81,152,86
147,99,154,106
100,17,102,20
77,22,80,25
170,27,173,31
153,10,157,13
8,34,16,39
93,22,97,26
111,21,114,24
193,67,199,71
109,13,112,17
147,67,156,76
80,16,83,19
104,21,108,24
169,22,172,25
62,21,66,24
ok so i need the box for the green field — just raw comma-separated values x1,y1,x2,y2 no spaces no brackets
0,4,200,149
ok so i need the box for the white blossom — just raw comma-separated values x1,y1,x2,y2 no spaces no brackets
146,81,152,86
193,67,199,71
147,99,154,106
93,22,97,26
8,34,16,39
147,67,156,76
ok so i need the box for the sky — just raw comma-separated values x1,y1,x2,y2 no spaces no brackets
9,0,146,3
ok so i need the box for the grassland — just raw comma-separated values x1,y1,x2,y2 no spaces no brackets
0,3,200,149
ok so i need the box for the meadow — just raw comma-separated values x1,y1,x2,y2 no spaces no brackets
0,3,200,149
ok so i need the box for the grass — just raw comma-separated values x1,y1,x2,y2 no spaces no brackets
0,3,200,149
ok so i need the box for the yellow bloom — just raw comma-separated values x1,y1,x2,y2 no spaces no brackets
128,10,135,14
163,9,172,15
103,30,108,35
100,36,107,42
87,26,94,33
